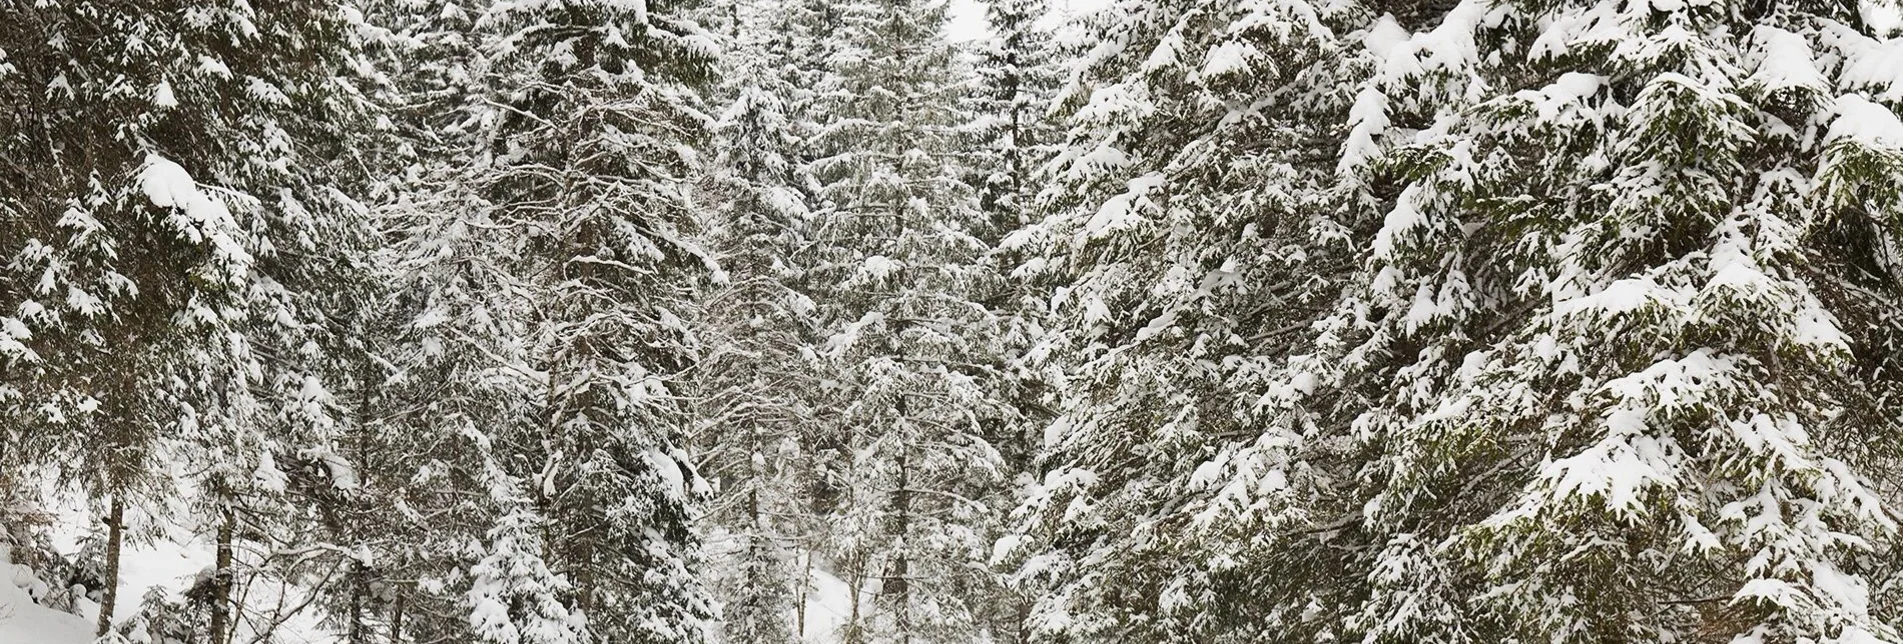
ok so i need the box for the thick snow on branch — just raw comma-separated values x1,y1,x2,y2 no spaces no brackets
137,153,254,286
1827,95,1903,148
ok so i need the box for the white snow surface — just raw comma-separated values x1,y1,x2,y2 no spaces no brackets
49,500,217,629
1,448,339,643
1827,95,1903,148
1079,172,1165,241
1339,87,1390,173
647,448,689,502
7,489,344,643
0,547,92,644
1370,0,1486,85
1516,72,1604,124
1830,29,1903,102
793,567,861,644
153,79,178,108
1201,40,1259,78
948,0,1112,41
0,584,93,644
1748,26,1826,93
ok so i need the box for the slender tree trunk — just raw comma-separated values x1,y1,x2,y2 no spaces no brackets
95,495,124,638
747,483,763,584
1015,595,1031,644
210,507,234,644
351,356,373,644
887,395,914,644
348,562,366,643
843,552,866,644
389,589,405,644
796,546,813,638
537,390,563,598
572,534,595,617
892,443,911,644
1006,61,1026,233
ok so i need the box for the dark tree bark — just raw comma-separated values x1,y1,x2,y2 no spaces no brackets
95,495,124,638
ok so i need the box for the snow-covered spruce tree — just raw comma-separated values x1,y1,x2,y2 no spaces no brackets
352,1,632,641
210,10,388,641
801,1,1016,642
970,0,1064,246
689,5,825,641
756,0,853,543
692,94,814,644
381,1,724,642
1313,1,1903,642
772,0,850,159
962,3,1071,640
1010,0,1903,641
995,0,1375,641
0,0,372,638
366,196,547,644
308,4,498,642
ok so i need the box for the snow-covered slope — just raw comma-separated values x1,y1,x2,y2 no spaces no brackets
796,567,858,644
0,583,91,644
0,547,92,644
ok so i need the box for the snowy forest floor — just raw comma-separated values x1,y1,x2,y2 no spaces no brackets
3,502,334,644
2,521,863,644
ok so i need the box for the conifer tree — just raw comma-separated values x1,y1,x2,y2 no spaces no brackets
8,0,1900,643
800,1,1016,642
963,4,1069,640
370,0,723,641
971,0,1063,244
1009,0,1903,642
0,1,372,638
998,0,1372,640
690,3,824,640
1324,1,1903,641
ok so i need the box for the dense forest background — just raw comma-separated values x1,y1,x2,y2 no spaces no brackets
3,0,1903,643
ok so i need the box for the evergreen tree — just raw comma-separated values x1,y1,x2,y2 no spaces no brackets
5,1,1900,643
1009,0,1903,642
0,1,372,638
352,2,527,638
373,0,723,641
801,1,1015,642
964,4,1067,640
997,0,1372,641
970,0,1063,244
1326,1,1903,641
690,3,824,640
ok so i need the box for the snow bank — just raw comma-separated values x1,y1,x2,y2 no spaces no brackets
0,547,92,644
794,567,860,644
46,496,216,633
0,582,92,644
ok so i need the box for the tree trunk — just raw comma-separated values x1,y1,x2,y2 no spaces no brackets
348,562,366,643
389,589,405,644
210,507,234,644
843,552,866,644
796,546,813,638
95,495,123,638
1015,595,1031,644
351,355,373,644
892,444,911,644
747,483,763,585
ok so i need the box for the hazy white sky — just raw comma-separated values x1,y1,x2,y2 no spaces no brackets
944,0,1109,41
947,0,988,40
